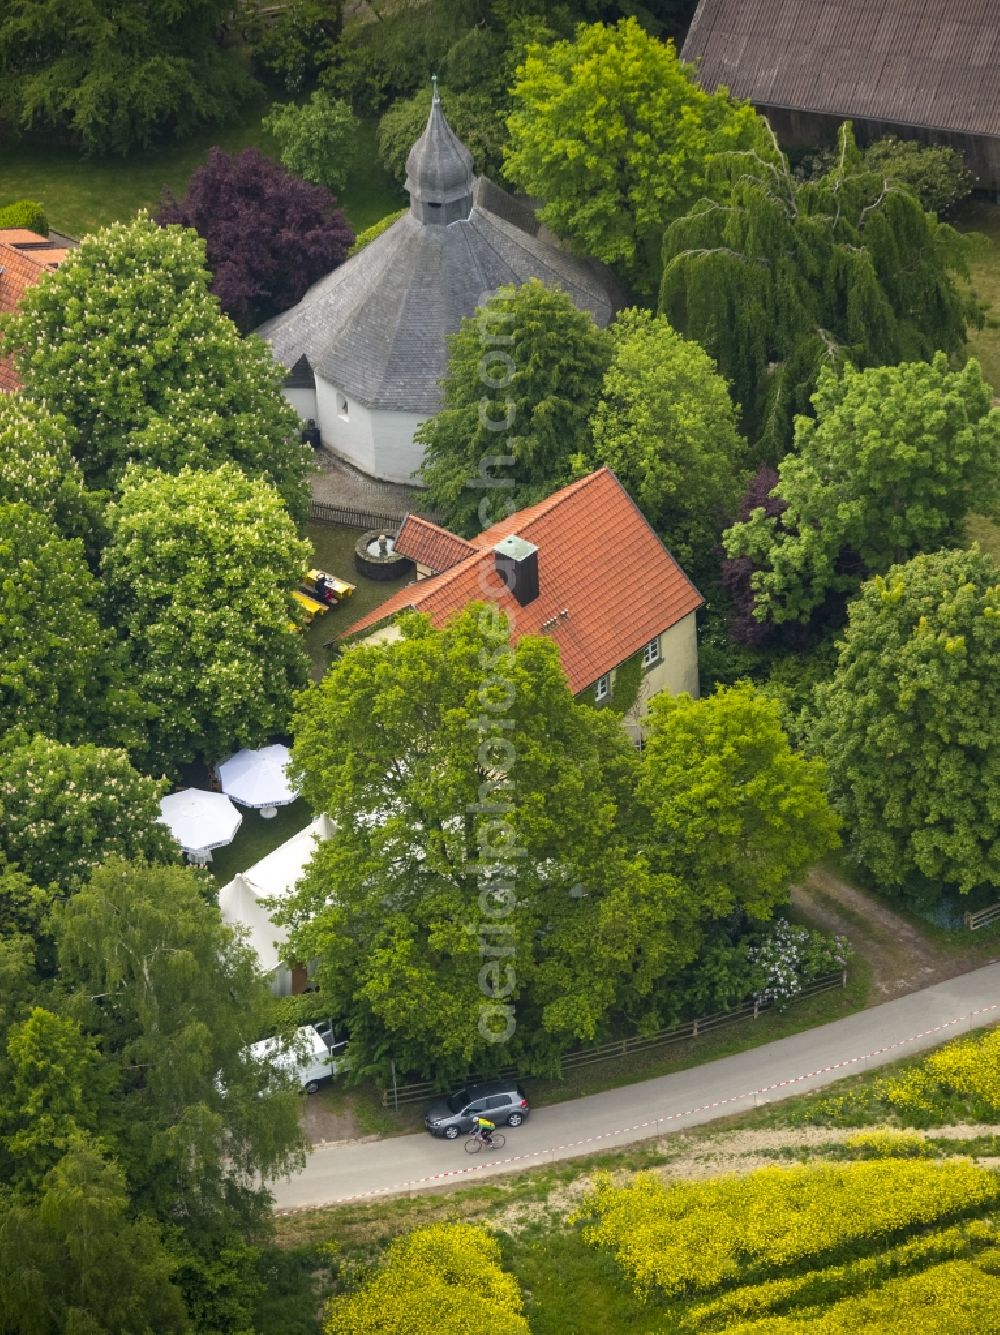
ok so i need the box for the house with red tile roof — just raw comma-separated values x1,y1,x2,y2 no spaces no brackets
344,469,704,738
0,229,69,392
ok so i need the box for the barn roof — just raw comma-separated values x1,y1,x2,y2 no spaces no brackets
683,0,1000,139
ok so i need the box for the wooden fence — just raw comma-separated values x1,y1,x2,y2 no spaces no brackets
379,969,848,1108
308,500,406,531
964,902,1000,931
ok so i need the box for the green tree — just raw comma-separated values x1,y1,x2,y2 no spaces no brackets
376,86,506,183
504,17,758,293
418,279,612,534
584,307,746,577
812,549,1000,902
1,1008,108,1195
0,215,311,520
0,0,255,155
864,136,974,215
638,684,840,922
102,464,310,774
0,394,98,545
724,357,1000,626
0,503,129,748
0,737,177,892
284,605,692,1079
54,860,305,1234
325,1222,530,1334
0,1140,188,1334
660,124,974,458
263,91,359,195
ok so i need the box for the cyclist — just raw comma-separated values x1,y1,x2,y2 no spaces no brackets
472,1114,496,1147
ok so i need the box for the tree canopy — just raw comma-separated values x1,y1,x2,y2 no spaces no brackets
283,604,692,1080
417,280,612,534
0,503,128,749
0,737,176,892
723,357,1000,627
504,17,758,293
0,0,255,155
584,307,746,578
660,124,975,458
638,684,840,924
264,92,360,197
54,859,305,1234
0,395,96,544
0,215,312,519
102,464,310,774
813,548,1000,902
158,146,355,329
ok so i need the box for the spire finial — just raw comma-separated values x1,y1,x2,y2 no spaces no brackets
432,73,440,102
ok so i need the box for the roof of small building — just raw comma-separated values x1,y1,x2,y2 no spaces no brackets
683,0,1000,139
395,514,478,573
0,229,68,392
258,95,619,415
344,469,703,694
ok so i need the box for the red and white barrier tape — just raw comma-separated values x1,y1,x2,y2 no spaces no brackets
274,1001,1000,1213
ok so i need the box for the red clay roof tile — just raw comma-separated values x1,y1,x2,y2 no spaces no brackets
0,231,68,393
344,469,703,693
394,514,478,573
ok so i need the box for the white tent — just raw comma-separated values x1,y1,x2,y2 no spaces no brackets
218,813,334,993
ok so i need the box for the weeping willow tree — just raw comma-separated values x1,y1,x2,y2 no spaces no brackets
659,123,976,460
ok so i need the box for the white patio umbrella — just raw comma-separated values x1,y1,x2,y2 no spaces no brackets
217,743,298,819
159,788,243,864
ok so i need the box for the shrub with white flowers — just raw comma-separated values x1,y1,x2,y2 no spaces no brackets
748,918,852,1005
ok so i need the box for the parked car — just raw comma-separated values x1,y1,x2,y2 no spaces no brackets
248,1025,336,1095
424,1080,529,1139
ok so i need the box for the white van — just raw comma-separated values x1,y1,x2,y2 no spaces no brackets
248,1025,334,1095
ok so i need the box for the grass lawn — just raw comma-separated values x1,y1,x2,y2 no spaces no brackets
0,105,403,239
955,198,1000,393
209,796,313,886
302,520,412,678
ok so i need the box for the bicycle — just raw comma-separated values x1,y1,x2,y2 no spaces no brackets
464,1129,505,1154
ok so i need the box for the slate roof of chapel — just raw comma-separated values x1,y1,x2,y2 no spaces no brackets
343,469,704,694
257,178,619,415
683,0,1000,138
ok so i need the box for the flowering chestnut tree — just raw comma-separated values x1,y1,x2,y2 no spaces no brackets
0,396,95,543
102,463,311,773
0,502,126,747
0,737,177,891
0,215,312,520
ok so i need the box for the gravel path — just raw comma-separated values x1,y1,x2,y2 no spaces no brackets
791,866,997,999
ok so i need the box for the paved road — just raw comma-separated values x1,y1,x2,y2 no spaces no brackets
270,962,1000,1210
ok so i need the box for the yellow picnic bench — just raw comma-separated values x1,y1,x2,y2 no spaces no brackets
292,589,328,622
306,568,356,601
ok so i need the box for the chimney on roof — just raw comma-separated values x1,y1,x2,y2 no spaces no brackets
493,535,539,607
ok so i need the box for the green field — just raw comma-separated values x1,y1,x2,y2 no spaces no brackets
0,108,404,239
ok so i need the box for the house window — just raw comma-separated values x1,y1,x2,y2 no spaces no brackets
642,636,660,668
595,673,611,702
337,393,349,420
